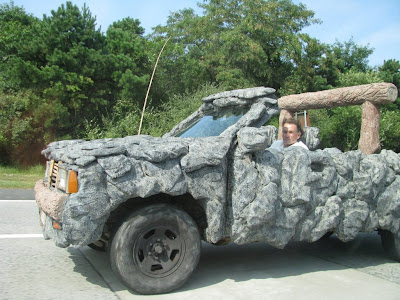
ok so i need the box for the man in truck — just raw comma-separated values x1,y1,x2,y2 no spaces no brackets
269,118,309,151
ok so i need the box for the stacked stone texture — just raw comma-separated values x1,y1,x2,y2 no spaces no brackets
231,130,400,248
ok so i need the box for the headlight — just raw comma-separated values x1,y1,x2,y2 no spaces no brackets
56,165,78,193
57,168,68,191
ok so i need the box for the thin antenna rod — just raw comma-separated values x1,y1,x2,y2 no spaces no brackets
138,37,170,135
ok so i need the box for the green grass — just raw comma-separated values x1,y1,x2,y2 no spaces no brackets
0,165,45,189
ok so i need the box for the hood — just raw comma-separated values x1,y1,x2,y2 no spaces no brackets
41,134,232,173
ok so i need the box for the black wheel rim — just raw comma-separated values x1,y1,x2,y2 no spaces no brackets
133,225,185,277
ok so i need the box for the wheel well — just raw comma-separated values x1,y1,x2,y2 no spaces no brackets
105,193,208,239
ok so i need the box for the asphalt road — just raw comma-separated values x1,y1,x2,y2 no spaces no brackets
1,189,400,300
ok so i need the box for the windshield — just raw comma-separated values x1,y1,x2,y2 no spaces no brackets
176,107,247,138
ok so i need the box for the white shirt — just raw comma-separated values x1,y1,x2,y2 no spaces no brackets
269,140,309,151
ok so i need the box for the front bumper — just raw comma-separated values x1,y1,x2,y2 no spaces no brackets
34,180,69,247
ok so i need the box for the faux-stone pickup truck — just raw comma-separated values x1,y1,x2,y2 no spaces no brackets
34,85,400,294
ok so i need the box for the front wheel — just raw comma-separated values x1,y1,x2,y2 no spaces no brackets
110,204,201,294
380,230,400,262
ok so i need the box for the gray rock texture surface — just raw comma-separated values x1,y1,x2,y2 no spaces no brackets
231,134,400,248
35,86,400,251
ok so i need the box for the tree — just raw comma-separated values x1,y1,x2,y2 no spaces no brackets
379,59,400,90
83,17,153,137
377,60,400,151
0,1,39,91
106,17,150,108
0,1,155,164
36,2,110,134
3,2,132,141
152,0,319,91
331,39,373,73
0,2,108,164
3,2,111,134
280,37,375,95
0,2,47,165
148,8,212,98
279,34,329,95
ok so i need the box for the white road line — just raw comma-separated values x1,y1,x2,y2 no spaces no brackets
0,200,35,202
0,234,43,238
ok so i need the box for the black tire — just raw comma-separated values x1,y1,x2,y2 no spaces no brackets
380,230,400,262
110,204,201,294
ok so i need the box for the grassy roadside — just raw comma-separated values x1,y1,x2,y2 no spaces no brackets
0,165,45,189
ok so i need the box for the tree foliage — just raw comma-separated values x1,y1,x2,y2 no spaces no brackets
152,0,320,92
106,17,150,104
0,1,151,164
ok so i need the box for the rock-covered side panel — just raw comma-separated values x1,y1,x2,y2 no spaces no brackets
40,135,233,247
231,128,400,248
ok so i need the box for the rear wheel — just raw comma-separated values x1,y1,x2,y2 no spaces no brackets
110,204,201,294
380,230,400,262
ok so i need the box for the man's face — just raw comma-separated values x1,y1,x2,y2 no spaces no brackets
282,123,301,147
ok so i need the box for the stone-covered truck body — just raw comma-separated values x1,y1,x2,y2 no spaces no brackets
34,85,400,294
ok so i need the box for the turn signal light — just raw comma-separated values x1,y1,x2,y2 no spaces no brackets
52,220,62,230
68,170,78,193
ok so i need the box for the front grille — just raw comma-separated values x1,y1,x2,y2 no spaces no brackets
50,161,59,189
46,160,60,189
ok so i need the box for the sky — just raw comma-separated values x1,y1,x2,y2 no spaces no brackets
3,0,400,67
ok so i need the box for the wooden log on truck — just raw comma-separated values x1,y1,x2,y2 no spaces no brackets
359,101,381,154
278,83,398,111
